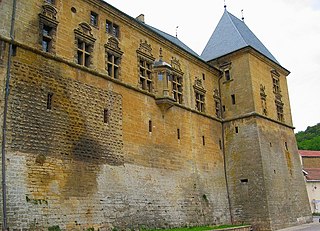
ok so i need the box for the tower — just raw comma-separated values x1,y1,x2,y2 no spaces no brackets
201,9,312,230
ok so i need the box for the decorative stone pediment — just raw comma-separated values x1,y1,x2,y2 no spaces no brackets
74,22,96,43
271,69,280,77
105,37,123,56
136,40,154,62
193,77,206,93
39,4,59,27
171,57,183,74
40,4,58,21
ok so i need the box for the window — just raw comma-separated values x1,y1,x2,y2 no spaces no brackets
42,25,53,52
149,120,152,133
285,142,288,151
105,37,123,79
39,4,58,53
195,92,205,112
219,139,222,150
77,39,92,67
177,129,180,140
107,52,120,79
202,136,205,146
235,126,239,133
276,101,284,122
202,73,205,80
273,77,280,94
225,70,231,81
172,74,183,104
139,58,153,92
47,92,53,110
231,94,236,104
90,11,98,27
106,20,120,38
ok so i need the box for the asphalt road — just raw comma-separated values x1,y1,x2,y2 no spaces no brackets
277,217,320,231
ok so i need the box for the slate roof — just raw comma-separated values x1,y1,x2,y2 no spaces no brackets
201,9,279,64
299,150,320,157
141,23,200,58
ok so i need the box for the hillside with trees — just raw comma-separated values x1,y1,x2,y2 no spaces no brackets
296,123,320,150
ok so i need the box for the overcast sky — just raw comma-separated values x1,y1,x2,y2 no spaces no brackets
109,0,320,132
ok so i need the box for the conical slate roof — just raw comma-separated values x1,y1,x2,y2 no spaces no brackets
201,10,279,64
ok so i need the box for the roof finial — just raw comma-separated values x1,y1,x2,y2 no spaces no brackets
176,26,179,38
224,0,227,9
241,9,244,21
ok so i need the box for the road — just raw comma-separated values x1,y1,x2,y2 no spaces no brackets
277,217,320,231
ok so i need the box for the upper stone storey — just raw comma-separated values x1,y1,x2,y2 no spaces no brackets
201,10,279,64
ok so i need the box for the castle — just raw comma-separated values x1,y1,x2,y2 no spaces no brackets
0,0,312,230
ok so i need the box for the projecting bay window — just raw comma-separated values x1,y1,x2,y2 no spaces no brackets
172,74,183,104
139,59,153,92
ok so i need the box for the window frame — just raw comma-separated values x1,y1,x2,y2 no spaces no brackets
90,11,99,27
106,19,120,38
171,73,183,104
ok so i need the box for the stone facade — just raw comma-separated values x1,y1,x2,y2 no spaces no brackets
0,0,311,230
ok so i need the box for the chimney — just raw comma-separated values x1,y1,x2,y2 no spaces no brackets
136,14,145,23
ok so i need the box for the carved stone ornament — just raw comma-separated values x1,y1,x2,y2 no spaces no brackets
260,84,267,100
193,77,206,94
74,22,96,44
136,40,154,62
213,89,220,99
105,37,123,55
171,57,183,73
40,4,58,22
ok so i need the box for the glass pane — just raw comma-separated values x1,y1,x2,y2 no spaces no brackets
114,66,119,79
85,54,90,67
77,51,83,65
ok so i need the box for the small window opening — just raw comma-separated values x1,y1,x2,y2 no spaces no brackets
11,45,17,56
47,92,53,110
90,11,98,27
71,7,77,13
202,73,205,80
202,136,205,146
240,179,248,183
219,139,222,150
231,94,236,104
222,105,226,112
270,142,272,147
177,128,180,140
149,120,152,133
235,126,239,133
285,142,288,151
225,70,231,81
104,109,109,123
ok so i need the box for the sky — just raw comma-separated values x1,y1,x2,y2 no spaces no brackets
109,0,320,132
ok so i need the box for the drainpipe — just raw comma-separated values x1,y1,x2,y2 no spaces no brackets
218,72,234,224
2,0,17,230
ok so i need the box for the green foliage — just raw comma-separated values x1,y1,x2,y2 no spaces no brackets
48,225,61,231
296,123,320,150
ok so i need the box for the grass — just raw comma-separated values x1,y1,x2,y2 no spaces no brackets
143,224,249,231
